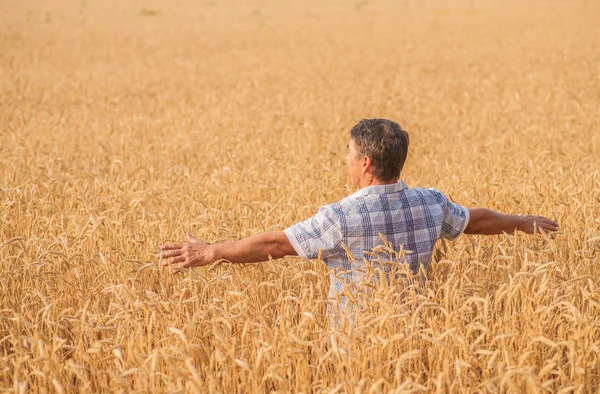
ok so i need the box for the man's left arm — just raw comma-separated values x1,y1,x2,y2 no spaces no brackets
435,190,559,238
159,231,297,272
464,208,559,235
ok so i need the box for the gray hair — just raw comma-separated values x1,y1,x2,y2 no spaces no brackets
350,119,409,182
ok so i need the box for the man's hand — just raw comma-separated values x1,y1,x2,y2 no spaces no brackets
159,232,214,273
518,214,559,235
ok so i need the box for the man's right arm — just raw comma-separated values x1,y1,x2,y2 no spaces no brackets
160,231,297,273
464,208,559,235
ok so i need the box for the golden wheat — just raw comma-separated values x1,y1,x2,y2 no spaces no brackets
1,0,599,392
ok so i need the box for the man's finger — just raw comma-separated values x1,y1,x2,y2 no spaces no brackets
541,219,559,230
172,266,187,274
162,256,186,266
539,223,559,234
167,256,186,265
161,243,183,250
187,232,201,243
160,249,183,259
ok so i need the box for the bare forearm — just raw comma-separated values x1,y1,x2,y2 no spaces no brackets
160,231,297,271
465,208,526,235
208,231,297,264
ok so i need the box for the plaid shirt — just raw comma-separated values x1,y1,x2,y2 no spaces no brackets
284,181,469,305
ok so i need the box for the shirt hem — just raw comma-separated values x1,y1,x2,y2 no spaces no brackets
459,206,470,235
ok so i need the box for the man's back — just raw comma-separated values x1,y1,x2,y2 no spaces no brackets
284,181,470,302
285,182,469,302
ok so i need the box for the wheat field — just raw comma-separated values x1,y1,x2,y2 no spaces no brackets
1,0,599,392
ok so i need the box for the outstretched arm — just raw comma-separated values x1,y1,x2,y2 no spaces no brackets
464,208,559,235
159,231,297,272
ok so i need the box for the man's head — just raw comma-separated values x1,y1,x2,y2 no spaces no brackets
346,119,409,187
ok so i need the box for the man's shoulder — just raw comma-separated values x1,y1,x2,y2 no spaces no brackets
404,186,447,202
336,191,367,212
316,200,345,219
319,197,347,217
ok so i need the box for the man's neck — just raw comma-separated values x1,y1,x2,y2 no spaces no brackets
358,176,397,189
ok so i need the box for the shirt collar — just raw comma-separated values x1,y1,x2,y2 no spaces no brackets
350,180,408,197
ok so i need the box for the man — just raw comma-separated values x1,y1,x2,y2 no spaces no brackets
159,119,558,306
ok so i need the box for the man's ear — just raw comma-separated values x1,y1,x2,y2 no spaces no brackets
361,155,372,174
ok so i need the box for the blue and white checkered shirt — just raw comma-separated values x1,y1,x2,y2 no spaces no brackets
284,181,469,305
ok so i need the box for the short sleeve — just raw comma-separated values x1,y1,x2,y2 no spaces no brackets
431,190,470,241
284,205,344,260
